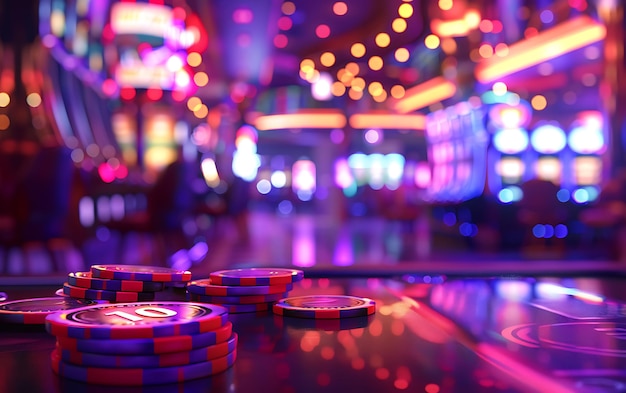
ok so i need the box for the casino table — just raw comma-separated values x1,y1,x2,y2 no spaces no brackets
2,261,626,393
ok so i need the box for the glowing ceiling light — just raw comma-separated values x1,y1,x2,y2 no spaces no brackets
392,18,407,33
431,10,481,37
333,2,348,16
187,96,202,111
187,52,202,67
351,77,366,92
531,95,547,110
391,77,457,113
351,43,366,58
345,62,360,75
395,48,410,62
253,110,347,130
194,72,209,87
312,72,333,101
390,85,406,99
375,33,391,47
349,112,426,130
475,16,606,83
398,3,414,18
424,34,440,49
368,82,384,96
368,56,383,71
320,52,336,67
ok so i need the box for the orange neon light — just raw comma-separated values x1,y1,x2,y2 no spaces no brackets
253,109,347,130
431,10,481,37
391,77,457,114
349,112,426,130
475,16,606,83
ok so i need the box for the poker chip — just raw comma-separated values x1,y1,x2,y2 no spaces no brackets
186,291,288,305
209,268,304,286
186,279,293,296
51,348,237,385
0,297,105,325
218,303,272,314
273,295,376,319
46,301,229,339
55,288,68,297
56,322,234,355
90,265,192,283
57,333,238,368
62,283,156,303
68,272,165,292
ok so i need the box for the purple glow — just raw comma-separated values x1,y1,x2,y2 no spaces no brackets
98,163,116,183
334,158,354,189
292,160,316,192
333,229,354,266
414,162,431,188
292,219,316,267
233,8,253,24
330,128,344,144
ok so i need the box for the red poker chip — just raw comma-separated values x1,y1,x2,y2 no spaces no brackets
0,297,105,325
209,268,303,286
187,291,288,305
186,278,293,296
56,322,234,355
90,265,192,283
273,295,376,319
68,271,165,292
51,348,237,385
46,301,229,339
62,283,156,303
57,333,238,368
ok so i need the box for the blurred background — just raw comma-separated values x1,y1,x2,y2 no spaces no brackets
0,0,624,278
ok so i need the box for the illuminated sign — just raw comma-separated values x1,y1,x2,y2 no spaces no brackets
115,65,173,88
110,3,173,38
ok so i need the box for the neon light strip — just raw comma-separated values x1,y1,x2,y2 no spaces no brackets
391,77,457,114
253,110,347,130
349,113,426,130
539,283,605,303
430,10,481,37
475,16,606,83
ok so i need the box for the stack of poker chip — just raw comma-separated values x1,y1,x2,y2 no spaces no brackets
45,301,237,386
59,264,192,303
186,268,304,313
272,295,377,330
0,297,106,325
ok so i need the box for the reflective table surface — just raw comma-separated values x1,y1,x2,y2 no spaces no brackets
3,269,626,393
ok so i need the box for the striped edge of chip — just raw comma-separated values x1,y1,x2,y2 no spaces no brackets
209,268,304,286
186,278,293,296
0,297,105,325
62,283,156,303
55,322,234,355
273,314,374,331
90,265,192,283
272,295,376,319
186,291,288,305
68,271,165,292
50,348,237,385
57,333,238,368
